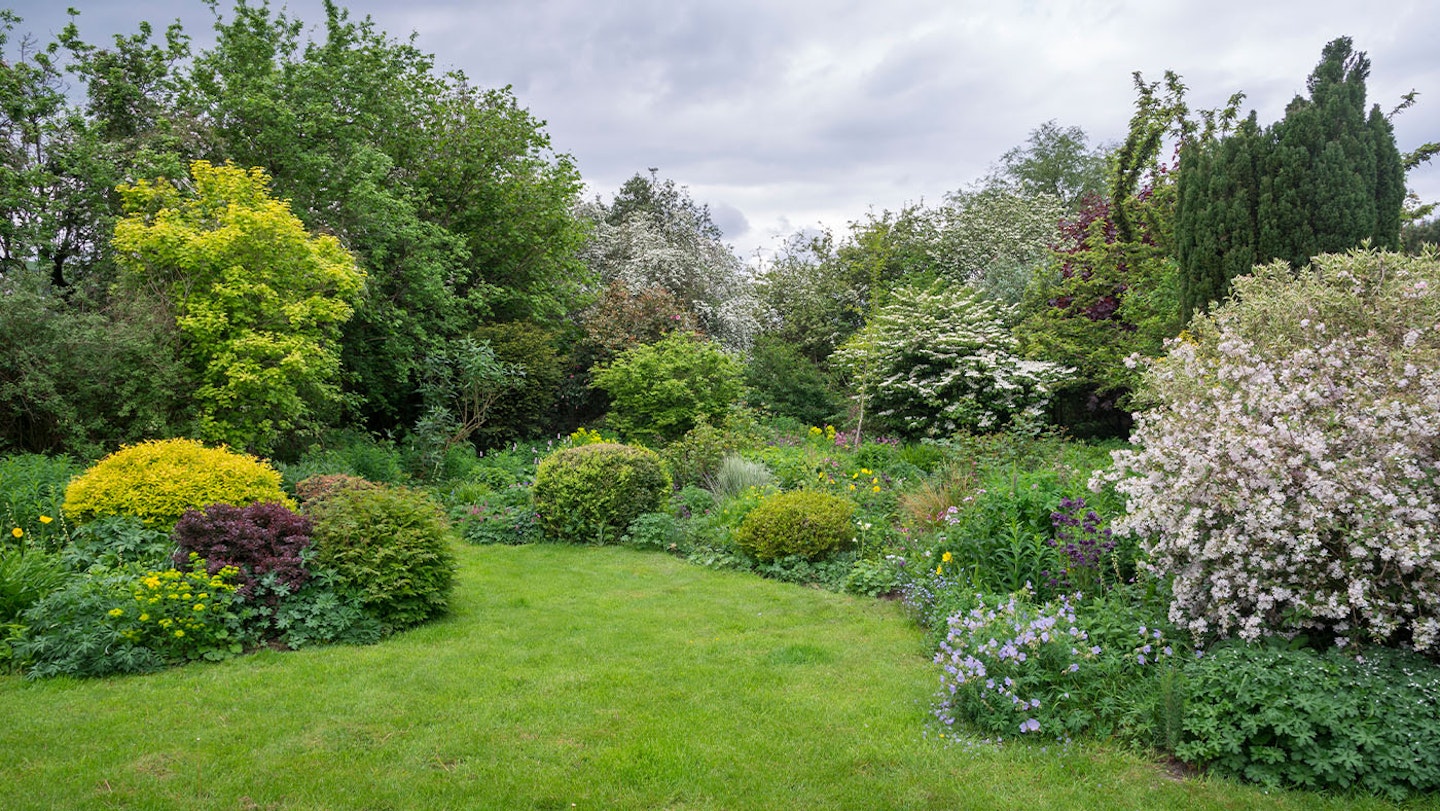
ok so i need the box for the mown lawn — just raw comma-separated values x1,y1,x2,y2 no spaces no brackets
0,544,1413,810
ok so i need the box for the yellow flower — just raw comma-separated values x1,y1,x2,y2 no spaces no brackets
174,630,185,638
872,485,881,492
10,527,20,538
936,565,943,575
942,551,953,563
193,604,205,612
849,484,856,491
861,468,872,475
139,614,150,622
39,515,53,524
107,608,124,617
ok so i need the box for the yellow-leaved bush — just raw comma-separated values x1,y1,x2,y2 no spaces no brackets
63,438,293,530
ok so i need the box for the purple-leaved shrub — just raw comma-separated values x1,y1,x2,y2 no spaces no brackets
172,502,313,599
1099,250,1440,652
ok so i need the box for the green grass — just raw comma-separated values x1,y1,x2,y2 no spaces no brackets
0,544,1420,810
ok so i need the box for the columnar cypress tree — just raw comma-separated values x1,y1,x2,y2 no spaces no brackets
1177,114,1263,318
1177,37,1404,320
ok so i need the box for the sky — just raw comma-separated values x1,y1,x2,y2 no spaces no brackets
6,0,1439,261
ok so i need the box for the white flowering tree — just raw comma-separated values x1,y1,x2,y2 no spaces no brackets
577,174,758,352
832,283,1072,439
1101,250,1440,652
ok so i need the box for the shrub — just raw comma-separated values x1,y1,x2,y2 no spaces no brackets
171,502,313,599
293,474,380,507
532,443,671,542
591,332,744,444
279,430,406,492
308,485,457,633
832,283,1073,440
733,490,855,562
1102,250,1440,652
63,439,293,530
1178,642,1440,799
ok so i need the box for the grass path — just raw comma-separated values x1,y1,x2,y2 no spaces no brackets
0,544,1410,810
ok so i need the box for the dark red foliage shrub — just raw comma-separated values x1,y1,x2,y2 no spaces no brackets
172,502,313,598
294,474,378,507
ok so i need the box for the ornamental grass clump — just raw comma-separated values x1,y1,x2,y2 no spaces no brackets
63,438,293,531
1100,250,1440,652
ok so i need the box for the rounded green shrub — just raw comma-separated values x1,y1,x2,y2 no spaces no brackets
532,443,671,542
734,490,855,562
307,484,457,633
62,439,292,530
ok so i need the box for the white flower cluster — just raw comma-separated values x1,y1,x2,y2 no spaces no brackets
1098,251,1440,652
835,283,1072,437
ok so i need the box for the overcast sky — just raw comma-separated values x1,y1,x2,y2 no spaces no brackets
7,0,1439,260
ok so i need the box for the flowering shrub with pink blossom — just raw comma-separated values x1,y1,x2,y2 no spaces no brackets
1099,250,1440,652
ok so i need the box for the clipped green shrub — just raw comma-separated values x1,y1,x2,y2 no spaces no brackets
734,490,855,562
532,443,671,542
1178,642,1440,800
293,474,379,507
307,485,457,633
63,439,292,530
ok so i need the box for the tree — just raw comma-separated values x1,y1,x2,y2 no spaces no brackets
111,160,365,453
1176,37,1405,319
985,120,1109,212
580,173,757,352
185,0,588,429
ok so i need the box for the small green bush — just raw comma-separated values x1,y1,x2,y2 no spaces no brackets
63,439,292,530
734,490,855,562
307,485,456,633
591,332,744,444
1178,642,1440,800
532,443,671,543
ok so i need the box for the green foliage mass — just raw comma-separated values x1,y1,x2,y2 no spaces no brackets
112,161,366,454
531,443,671,543
743,335,840,427
62,439,292,531
307,484,457,634
734,490,855,562
1177,37,1405,320
1179,642,1440,800
591,332,744,445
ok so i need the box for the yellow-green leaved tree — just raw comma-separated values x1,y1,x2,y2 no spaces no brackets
112,161,365,453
